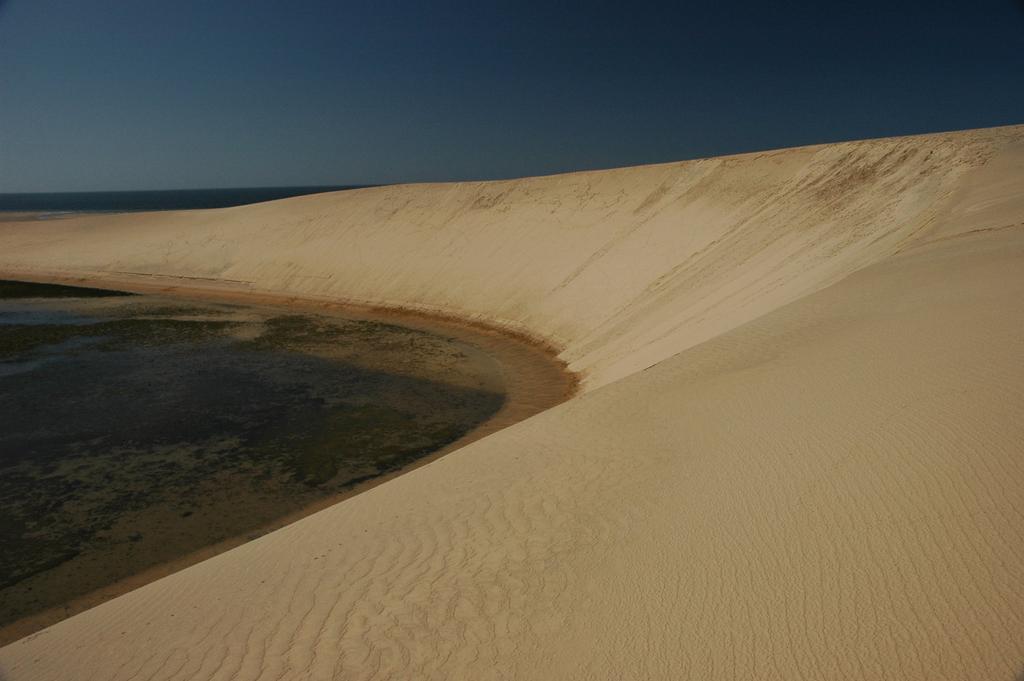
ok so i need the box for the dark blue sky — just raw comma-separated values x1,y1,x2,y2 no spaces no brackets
1,0,1022,192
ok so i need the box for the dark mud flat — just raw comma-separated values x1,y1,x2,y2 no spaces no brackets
0,280,507,642
0,279,129,299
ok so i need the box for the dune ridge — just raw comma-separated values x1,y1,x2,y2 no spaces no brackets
1,124,1022,679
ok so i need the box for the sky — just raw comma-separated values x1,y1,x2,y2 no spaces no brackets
1,0,1023,192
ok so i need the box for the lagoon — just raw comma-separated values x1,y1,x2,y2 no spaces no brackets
0,280,510,641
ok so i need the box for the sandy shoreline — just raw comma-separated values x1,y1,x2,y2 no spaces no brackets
0,273,577,646
1,125,1022,680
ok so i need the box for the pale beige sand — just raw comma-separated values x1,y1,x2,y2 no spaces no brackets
1,125,1023,679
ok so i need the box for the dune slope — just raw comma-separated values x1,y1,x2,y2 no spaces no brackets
1,125,1022,680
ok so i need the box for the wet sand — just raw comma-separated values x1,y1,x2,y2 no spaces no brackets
0,279,576,645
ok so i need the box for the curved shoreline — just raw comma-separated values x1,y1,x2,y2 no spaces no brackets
0,271,578,645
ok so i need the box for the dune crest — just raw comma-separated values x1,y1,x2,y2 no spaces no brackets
1,125,1023,680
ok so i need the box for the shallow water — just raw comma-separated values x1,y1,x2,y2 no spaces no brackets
0,281,505,633
0,302,98,326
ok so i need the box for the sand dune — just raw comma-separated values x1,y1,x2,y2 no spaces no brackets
1,125,1022,679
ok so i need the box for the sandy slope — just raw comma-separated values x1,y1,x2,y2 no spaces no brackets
1,125,1022,679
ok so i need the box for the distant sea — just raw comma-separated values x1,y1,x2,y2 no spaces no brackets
0,186,374,214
